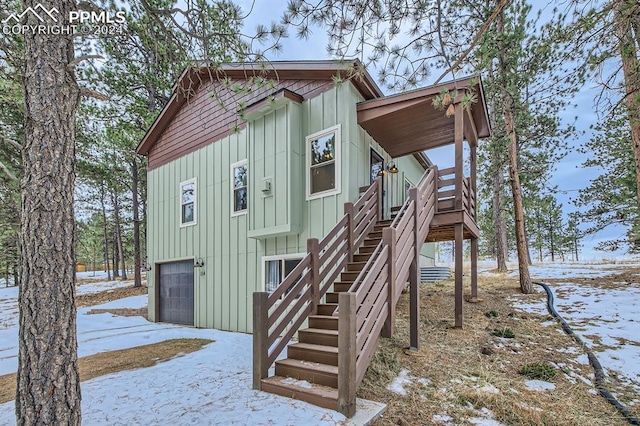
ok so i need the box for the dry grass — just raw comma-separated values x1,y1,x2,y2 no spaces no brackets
0,338,212,404
357,273,635,425
76,284,147,307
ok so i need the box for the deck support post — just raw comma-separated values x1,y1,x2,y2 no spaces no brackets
338,292,357,418
376,178,383,221
471,237,478,300
454,223,464,328
253,292,269,389
382,227,396,338
409,189,420,351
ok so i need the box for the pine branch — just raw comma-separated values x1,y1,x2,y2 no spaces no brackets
0,160,18,183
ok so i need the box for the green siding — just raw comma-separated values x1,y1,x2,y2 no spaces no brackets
147,81,436,333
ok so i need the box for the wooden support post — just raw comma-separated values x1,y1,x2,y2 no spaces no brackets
454,103,464,211
409,188,420,351
454,223,464,328
338,292,357,418
382,227,396,338
471,237,478,300
308,238,320,313
253,292,269,389
344,202,354,262
376,178,383,221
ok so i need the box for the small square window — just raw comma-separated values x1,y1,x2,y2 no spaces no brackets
180,179,196,226
231,160,248,215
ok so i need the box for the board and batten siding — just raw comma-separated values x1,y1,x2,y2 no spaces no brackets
147,80,435,333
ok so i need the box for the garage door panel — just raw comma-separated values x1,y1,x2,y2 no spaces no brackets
159,260,194,325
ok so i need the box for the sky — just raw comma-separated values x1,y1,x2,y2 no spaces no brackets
232,0,628,261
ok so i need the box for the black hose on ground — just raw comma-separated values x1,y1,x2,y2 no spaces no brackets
533,281,640,425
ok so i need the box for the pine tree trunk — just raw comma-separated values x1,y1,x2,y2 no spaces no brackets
615,1,640,207
17,0,81,422
497,11,532,294
100,185,111,280
492,169,508,272
112,191,127,280
132,158,142,287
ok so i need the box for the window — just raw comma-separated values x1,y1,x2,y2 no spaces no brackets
306,124,341,199
231,160,248,215
180,178,196,226
263,255,304,293
405,178,413,201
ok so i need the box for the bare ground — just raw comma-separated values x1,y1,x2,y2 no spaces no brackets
358,272,638,425
0,338,212,404
76,284,147,307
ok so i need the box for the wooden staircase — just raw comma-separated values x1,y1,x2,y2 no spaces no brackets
260,219,392,410
253,167,440,417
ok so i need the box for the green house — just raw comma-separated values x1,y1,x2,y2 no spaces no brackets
136,60,439,332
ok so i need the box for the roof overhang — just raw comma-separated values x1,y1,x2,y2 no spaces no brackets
357,76,491,158
136,60,383,156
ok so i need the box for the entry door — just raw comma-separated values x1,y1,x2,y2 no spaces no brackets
370,148,385,213
159,260,194,325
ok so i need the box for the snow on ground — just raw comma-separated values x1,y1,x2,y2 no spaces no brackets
386,368,430,396
0,277,134,331
477,259,640,280
507,264,640,394
0,279,349,425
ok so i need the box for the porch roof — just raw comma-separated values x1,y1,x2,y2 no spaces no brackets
356,76,491,158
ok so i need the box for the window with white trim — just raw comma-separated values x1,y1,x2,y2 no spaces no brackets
263,255,304,293
404,178,413,201
231,160,248,215
306,124,341,199
180,178,196,226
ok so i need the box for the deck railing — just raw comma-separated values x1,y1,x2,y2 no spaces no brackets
336,166,437,416
434,166,475,219
252,180,382,390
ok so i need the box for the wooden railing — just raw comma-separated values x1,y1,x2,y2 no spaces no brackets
434,166,476,219
252,180,382,390
336,167,437,416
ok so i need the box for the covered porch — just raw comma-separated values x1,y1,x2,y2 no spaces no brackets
357,75,491,328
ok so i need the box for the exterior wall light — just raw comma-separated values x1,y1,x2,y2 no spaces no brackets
194,258,205,268
388,161,399,173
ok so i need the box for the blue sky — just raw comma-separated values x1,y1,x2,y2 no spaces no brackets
235,0,628,261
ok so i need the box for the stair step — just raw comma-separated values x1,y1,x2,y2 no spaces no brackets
358,245,376,255
333,281,354,292
275,359,338,388
353,253,372,262
288,342,339,365
363,237,382,247
261,376,338,411
368,230,383,239
378,219,392,226
325,293,338,304
308,315,338,330
316,303,338,316
341,271,361,282
347,261,368,272
298,328,339,347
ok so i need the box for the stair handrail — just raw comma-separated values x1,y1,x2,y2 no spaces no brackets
337,166,438,416
253,179,381,391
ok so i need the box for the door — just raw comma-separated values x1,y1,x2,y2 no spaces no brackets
370,148,385,214
158,260,194,325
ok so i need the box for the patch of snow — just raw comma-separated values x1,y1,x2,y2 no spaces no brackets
433,413,452,423
0,288,349,425
387,369,412,396
478,384,500,394
525,380,556,391
281,377,313,389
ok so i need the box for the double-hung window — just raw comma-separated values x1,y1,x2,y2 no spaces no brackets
231,160,248,215
180,178,196,226
306,124,341,199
